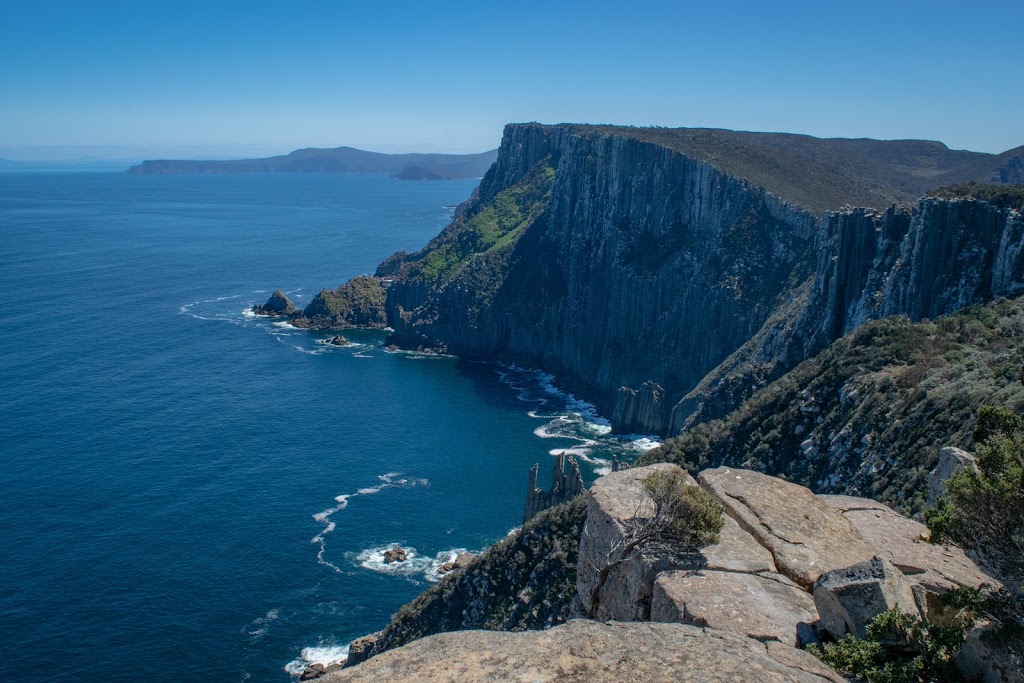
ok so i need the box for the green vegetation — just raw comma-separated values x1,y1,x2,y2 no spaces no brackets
416,158,554,283
928,182,1024,212
365,496,586,658
298,275,387,327
588,470,722,617
640,296,1024,513
926,405,1024,589
808,593,981,683
641,469,724,553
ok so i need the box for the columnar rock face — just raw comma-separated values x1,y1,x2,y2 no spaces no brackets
384,124,818,427
522,453,584,522
368,123,1024,435
321,620,845,683
670,198,1024,431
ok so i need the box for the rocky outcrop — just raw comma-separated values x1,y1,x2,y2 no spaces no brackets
576,463,682,621
927,446,977,507
822,494,999,612
812,556,918,639
288,276,387,330
697,467,874,588
523,453,584,522
251,289,295,316
323,620,845,683
612,381,668,435
341,463,1004,679
651,569,818,647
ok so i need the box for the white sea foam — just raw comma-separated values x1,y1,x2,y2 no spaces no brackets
310,474,428,572
495,363,660,475
284,644,350,676
353,545,471,583
244,608,279,643
352,353,373,358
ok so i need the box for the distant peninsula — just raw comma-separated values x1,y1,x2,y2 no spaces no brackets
126,146,498,179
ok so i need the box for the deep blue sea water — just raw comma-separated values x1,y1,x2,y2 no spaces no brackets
0,172,656,681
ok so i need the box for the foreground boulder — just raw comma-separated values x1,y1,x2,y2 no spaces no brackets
322,620,844,682
812,555,919,639
252,289,295,316
821,494,999,617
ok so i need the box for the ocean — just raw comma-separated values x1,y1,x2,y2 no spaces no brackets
0,172,656,681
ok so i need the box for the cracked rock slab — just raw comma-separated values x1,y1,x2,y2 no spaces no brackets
651,569,819,647
698,468,874,588
820,494,1000,601
323,619,844,682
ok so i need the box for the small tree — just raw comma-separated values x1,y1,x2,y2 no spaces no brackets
927,406,1024,589
586,469,723,618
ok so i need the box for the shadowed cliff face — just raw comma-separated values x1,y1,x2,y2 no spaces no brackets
674,197,1024,432
364,124,1024,436
383,124,817,427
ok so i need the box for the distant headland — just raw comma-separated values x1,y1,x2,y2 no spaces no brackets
125,146,498,179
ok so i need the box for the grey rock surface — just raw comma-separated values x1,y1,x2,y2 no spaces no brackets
323,619,845,683
812,556,919,639
651,569,818,646
927,446,977,507
698,467,874,587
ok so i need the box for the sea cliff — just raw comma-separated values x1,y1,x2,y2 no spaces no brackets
352,124,1024,436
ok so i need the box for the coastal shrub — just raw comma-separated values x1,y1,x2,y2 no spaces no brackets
640,297,1024,513
808,593,980,683
927,405,1024,589
587,470,723,617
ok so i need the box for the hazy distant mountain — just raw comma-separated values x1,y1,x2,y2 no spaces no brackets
126,146,499,179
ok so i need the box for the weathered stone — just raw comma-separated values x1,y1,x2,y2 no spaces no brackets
956,622,1024,683
576,463,688,621
344,632,380,668
821,493,999,618
321,620,844,682
700,512,777,574
813,556,919,639
382,547,407,564
927,446,977,507
698,468,874,587
252,289,295,316
651,570,818,647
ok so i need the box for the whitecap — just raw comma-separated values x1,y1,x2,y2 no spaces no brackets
284,644,349,677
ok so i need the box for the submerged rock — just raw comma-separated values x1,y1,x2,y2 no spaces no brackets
252,289,295,316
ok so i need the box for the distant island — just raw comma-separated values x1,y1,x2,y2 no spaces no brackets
125,146,498,179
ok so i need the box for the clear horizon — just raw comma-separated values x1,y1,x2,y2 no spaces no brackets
2,0,1022,161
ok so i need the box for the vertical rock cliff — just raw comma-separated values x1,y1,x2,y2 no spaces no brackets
325,123,1023,436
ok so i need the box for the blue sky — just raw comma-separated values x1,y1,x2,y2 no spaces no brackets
1,0,1021,159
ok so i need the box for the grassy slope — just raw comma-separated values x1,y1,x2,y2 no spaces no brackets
641,297,1024,513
